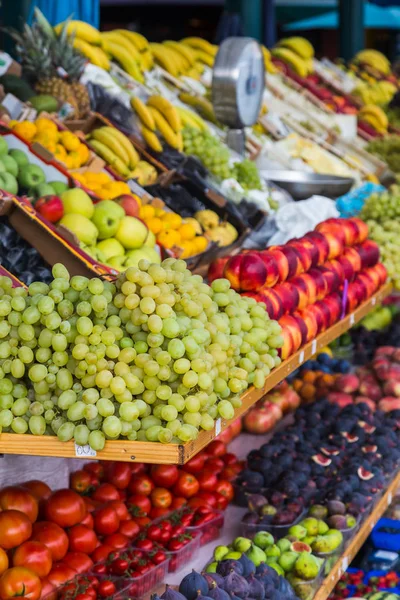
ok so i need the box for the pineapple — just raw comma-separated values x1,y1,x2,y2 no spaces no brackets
7,9,90,119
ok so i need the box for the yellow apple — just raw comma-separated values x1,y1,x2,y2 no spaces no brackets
97,238,125,260
107,255,127,270
144,230,156,248
60,213,98,246
61,188,94,219
125,247,161,267
116,216,148,249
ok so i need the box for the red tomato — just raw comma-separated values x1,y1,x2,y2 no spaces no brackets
149,507,170,520
97,581,116,598
62,553,93,575
13,541,52,578
128,476,154,497
47,563,77,588
130,464,146,476
0,511,32,550
103,464,132,490
107,501,129,521
150,466,179,489
196,471,218,492
70,471,92,494
93,507,119,536
170,497,187,510
31,522,69,561
205,441,226,457
45,490,86,528
68,525,97,554
82,497,98,514
187,497,209,509
132,515,151,528
215,480,234,502
39,578,55,600
80,513,94,529
150,488,172,509
90,545,113,564
204,457,225,473
215,494,229,511
118,519,140,539
222,453,238,466
220,466,239,481
0,551,7,578
92,483,119,503
21,481,51,502
183,454,206,474
0,567,41,600
103,533,129,550
135,539,154,552
127,494,151,516
83,463,104,479
0,488,38,523
195,492,217,507
173,473,200,499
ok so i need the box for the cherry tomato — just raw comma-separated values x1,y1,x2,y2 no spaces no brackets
103,533,129,550
90,545,113,563
150,488,172,509
146,525,162,542
68,524,98,554
196,471,218,492
118,519,140,539
159,520,172,532
173,473,200,498
21,481,51,502
62,552,93,574
92,483,120,503
13,541,52,577
31,521,69,561
150,466,179,489
170,497,187,510
128,476,154,497
204,457,225,473
45,490,86,528
215,480,234,502
171,525,185,537
152,551,167,565
205,441,226,457
183,454,206,474
168,539,185,551
127,494,151,516
0,567,41,600
110,558,129,576
0,488,38,523
98,581,116,598
103,463,132,490
93,507,120,536
92,564,107,575
136,539,154,552
70,471,92,494
158,529,171,544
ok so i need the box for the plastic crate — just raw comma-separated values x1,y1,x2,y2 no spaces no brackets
43,574,129,600
165,533,201,573
186,510,224,545
363,569,400,593
371,518,400,551
240,508,307,540
314,541,344,576
287,562,325,600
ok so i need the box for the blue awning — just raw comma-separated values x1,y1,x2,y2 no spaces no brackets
285,2,400,30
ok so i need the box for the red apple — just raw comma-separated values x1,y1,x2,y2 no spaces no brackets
35,195,64,223
116,194,141,217
208,257,229,283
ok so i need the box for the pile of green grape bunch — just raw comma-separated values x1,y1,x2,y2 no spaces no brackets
0,258,283,450
361,186,400,290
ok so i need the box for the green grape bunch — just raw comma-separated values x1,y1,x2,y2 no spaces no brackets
0,259,283,450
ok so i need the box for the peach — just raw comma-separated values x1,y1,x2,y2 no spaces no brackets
364,266,382,292
342,246,362,273
346,279,367,313
267,247,290,283
323,232,345,260
335,374,360,393
323,293,341,326
291,312,310,346
378,397,400,412
279,315,303,358
258,287,284,320
337,255,356,283
359,380,382,401
278,245,303,279
296,307,318,343
357,240,380,269
208,257,229,283
258,251,280,287
274,281,300,314
307,304,327,333
372,262,388,286
287,240,313,272
296,236,320,267
383,380,400,397
357,271,376,298
316,219,347,246
319,266,340,295
349,217,369,244
355,396,376,411
291,273,318,308
304,231,330,265
224,252,267,292
308,268,328,300
327,392,354,407
324,260,345,286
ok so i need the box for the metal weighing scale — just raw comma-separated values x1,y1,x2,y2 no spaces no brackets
212,37,265,156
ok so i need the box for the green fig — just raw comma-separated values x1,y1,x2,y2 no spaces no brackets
278,551,299,572
288,525,307,540
318,521,329,535
277,538,292,553
233,537,252,552
265,544,281,559
206,562,218,573
294,552,320,580
245,544,267,567
214,546,230,561
269,563,285,576
253,531,274,549
300,517,319,537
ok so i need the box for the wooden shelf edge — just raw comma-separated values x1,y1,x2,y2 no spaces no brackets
314,469,400,600
0,282,392,464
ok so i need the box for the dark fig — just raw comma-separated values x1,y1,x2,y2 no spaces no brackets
217,561,244,577
196,593,213,600
247,575,265,600
238,554,256,578
161,587,187,600
179,571,209,600
224,571,249,599
327,499,345,515
208,584,230,600
242,512,259,525
202,574,225,591
248,494,268,511
327,515,347,530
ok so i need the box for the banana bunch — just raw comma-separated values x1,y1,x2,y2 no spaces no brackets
353,79,397,106
178,92,216,123
353,49,391,76
271,47,312,78
54,20,101,45
149,37,216,80
73,39,110,70
261,46,278,74
277,37,315,60
100,31,145,82
131,161,158,186
88,126,141,178
131,95,184,152
359,104,389,134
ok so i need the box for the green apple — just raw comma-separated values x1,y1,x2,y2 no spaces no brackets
0,173,18,195
18,163,46,189
144,229,156,248
0,137,8,156
107,255,126,270
61,188,94,219
92,200,125,240
116,216,148,249
125,247,161,267
49,181,69,195
9,149,29,168
97,238,125,260
59,213,98,246
31,183,55,200
0,161,6,175
1,156,18,177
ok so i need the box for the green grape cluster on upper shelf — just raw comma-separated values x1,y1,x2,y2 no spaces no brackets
0,259,283,450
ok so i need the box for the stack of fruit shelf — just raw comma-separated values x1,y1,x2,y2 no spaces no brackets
0,280,390,464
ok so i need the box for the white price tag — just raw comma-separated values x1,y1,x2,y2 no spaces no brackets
388,492,393,506
311,340,317,356
215,418,222,437
74,443,97,458
349,314,355,326
299,350,305,365
371,296,377,306
341,556,349,572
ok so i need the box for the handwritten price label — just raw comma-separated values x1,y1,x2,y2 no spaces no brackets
74,443,97,458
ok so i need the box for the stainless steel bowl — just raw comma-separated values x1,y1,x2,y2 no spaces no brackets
261,170,354,201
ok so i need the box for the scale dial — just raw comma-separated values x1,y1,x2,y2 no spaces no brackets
212,37,265,129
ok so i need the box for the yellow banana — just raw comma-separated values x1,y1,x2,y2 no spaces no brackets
176,107,200,129
141,126,163,153
73,39,110,70
186,67,201,81
162,44,190,71
359,105,389,130
278,37,314,60
102,40,144,82
271,47,308,77
101,32,142,63
149,43,180,77
164,41,196,66
141,49,154,71
131,97,156,131
55,20,101,45
181,37,218,57
176,106,208,131
89,140,131,177
131,161,158,186
148,107,182,150
193,50,214,67
147,96,181,133
178,92,216,123
100,126,139,169
90,128,130,166
117,30,149,51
